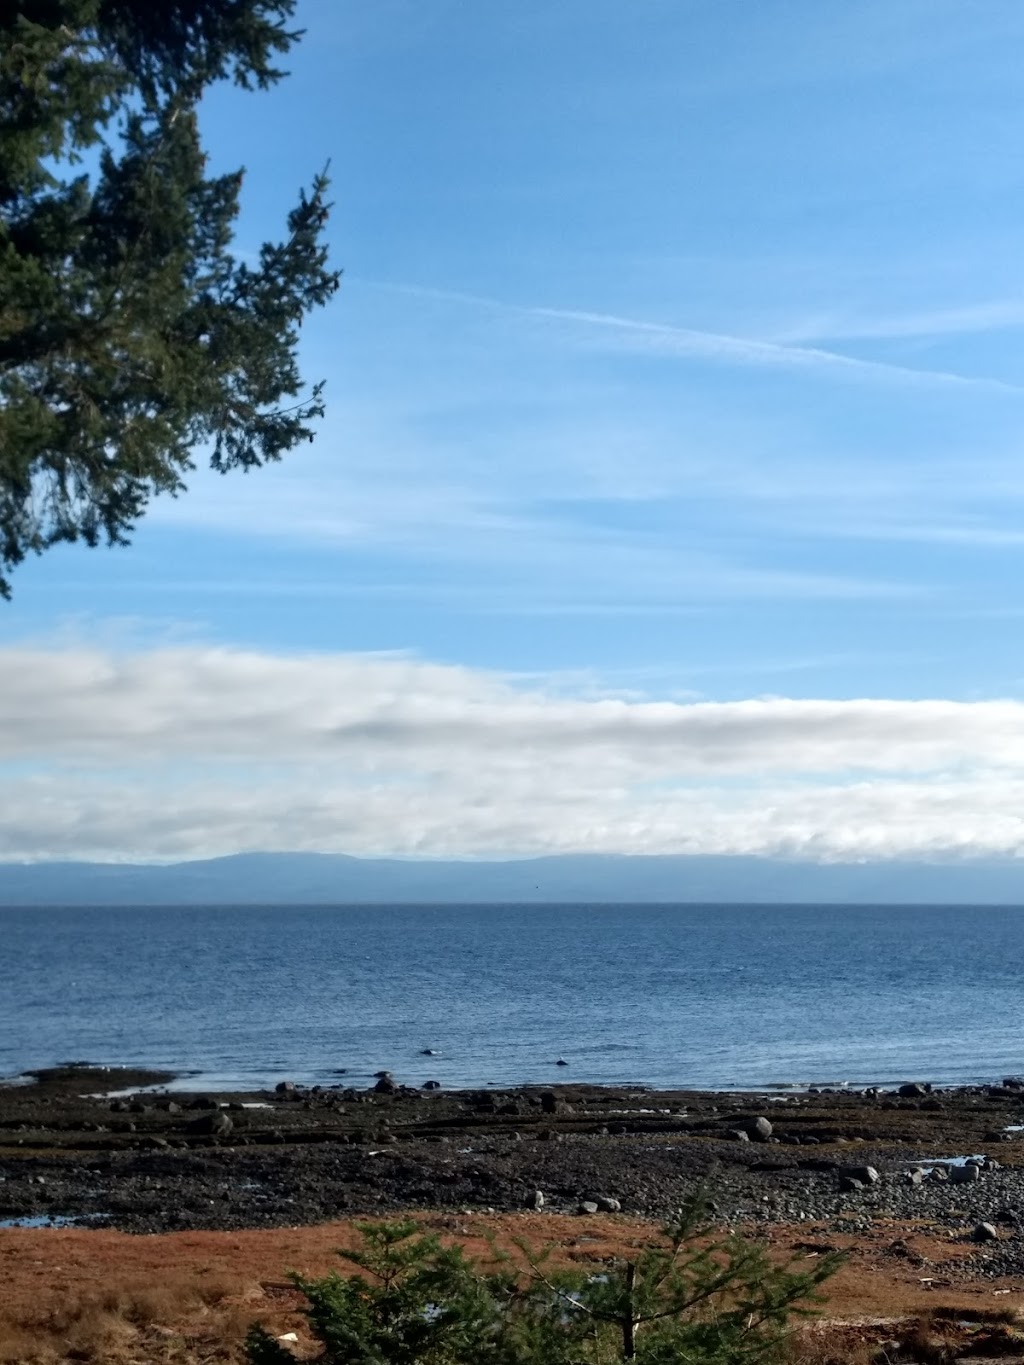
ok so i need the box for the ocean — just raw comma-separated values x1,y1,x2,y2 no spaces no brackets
2,903,1023,1092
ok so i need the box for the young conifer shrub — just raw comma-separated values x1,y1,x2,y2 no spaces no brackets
245,1199,842,1365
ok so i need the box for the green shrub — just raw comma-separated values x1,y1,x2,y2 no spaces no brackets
246,1200,842,1365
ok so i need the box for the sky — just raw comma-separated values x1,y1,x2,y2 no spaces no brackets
7,0,1024,863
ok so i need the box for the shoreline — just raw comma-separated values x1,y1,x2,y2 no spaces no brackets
1,1066,1024,1249
7,1066,1024,1356
9,1060,1024,1096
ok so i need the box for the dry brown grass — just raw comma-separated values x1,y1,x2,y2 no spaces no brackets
785,1328,878,1365
0,1267,295,1365
1,1214,1021,1365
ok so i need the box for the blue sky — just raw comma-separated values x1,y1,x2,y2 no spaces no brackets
7,1,1024,861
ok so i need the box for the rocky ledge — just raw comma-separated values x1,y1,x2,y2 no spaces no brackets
5,1067,1024,1277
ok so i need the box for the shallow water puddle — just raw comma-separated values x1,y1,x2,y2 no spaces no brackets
0,1214,107,1229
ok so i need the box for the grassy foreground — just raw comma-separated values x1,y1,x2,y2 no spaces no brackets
2,1213,1024,1364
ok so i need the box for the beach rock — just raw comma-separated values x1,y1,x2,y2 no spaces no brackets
838,1176,864,1193
949,1163,980,1184
556,1059,569,1067
274,1081,296,1096
374,1076,398,1095
422,1081,441,1091
906,1168,925,1186
898,1082,929,1098
189,1111,232,1137
745,1116,773,1142
929,1166,949,1183
577,1201,599,1215
529,1190,545,1210
593,1196,621,1213
839,1165,880,1185
728,1129,750,1142
539,1092,560,1115
973,1222,998,1242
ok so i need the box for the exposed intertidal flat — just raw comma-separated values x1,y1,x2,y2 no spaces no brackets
12,1072,1024,1360
4,1067,1024,1253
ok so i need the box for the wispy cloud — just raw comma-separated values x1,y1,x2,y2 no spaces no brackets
366,279,1024,394
783,298,1024,344
4,644,1024,862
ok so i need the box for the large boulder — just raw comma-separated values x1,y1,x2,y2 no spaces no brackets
745,1116,773,1142
897,1082,929,1098
839,1164,879,1185
948,1163,980,1184
188,1110,233,1137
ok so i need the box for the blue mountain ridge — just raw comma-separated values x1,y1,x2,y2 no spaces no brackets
2,852,1024,904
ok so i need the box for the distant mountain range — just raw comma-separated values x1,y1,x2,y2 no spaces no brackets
2,851,1024,905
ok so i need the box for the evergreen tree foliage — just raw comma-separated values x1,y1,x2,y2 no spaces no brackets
245,1203,842,1365
0,0,340,595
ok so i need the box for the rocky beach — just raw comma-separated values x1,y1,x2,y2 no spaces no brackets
3,1066,1024,1256
10,1067,1024,1359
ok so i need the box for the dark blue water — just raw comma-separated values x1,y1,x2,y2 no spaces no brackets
2,904,1023,1092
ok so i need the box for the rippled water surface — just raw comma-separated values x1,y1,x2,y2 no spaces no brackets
2,903,1023,1090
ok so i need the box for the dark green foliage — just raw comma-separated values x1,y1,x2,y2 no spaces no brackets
246,1201,843,1365
0,0,340,595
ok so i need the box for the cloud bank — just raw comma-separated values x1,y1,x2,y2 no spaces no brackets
2,644,1023,863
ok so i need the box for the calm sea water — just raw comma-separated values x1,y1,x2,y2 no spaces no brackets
2,904,1023,1092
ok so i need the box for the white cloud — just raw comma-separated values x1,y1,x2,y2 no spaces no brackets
3,643,1024,862
527,304,1024,393
371,280,1024,393
784,298,1024,344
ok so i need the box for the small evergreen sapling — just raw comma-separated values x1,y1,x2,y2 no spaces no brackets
245,1200,842,1365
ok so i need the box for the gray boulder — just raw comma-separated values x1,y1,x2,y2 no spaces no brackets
839,1164,879,1185
973,1222,998,1242
897,1082,929,1098
745,1116,773,1142
577,1201,599,1215
949,1163,980,1184
189,1111,232,1137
